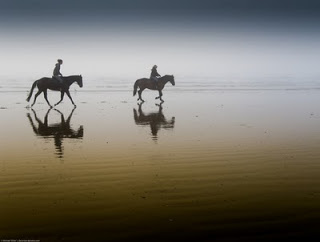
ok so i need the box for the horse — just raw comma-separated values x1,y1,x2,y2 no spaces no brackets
133,75,175,102
26,75,83,107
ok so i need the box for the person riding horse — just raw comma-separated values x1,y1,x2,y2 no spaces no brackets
53,59,64,87
150,65,161,89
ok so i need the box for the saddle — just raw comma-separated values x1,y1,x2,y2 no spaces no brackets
150,77,159,89
52,76,64,85
52,76,61,81
52,76,66,90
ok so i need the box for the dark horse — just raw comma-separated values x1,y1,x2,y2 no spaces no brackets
27,107,83,158
26,75,83,107
133,75,175,102
133,102,175,140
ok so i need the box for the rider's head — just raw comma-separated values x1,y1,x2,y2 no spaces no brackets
153,65,157,69
57,59,63,64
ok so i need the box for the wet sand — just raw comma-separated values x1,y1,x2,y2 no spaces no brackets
1,87,320,241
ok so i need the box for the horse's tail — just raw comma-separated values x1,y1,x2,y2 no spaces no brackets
26,80,37,102
133,80,139,96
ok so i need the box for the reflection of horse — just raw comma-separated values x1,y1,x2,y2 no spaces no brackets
133,75,175,102
26,107,83,158
133,102,175,140
26,75,83,107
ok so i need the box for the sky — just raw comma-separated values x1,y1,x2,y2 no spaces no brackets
1,1,320,15
1,0,320,80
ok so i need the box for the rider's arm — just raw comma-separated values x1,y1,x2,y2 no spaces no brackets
58,67,62,76
54,64,62,76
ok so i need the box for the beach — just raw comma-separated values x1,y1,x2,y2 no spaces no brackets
1,78,320,241
2,0,320,240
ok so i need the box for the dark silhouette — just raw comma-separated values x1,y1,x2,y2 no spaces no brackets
133,102,175,140
53,59,64,85
26,107,83,158
133,75,175,102
150,64,161,89
26,75,83,107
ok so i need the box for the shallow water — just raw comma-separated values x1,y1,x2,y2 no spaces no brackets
1,79,320,241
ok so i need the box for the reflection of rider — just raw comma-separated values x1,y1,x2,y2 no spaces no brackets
53,59,63,85
26,107,83,158
133,102,175,141
150,65,161,89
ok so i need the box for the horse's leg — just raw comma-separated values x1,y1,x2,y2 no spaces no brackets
137,89,141,101
65,90,76,106
155,89,161,100
31,89,42,107
138,89,145,102
55,91,65,106
156,90,164,102
159,90,164,102
43,89,52,108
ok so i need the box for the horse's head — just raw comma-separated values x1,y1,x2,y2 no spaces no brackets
169,75,175,86
77,75,83,88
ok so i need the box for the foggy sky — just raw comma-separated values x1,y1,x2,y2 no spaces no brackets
1,0,320,17
1,0,320,80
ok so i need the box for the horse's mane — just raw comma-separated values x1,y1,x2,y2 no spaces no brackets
63,75,81,78
162,74,173,78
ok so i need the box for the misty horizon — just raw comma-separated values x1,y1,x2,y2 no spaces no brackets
1,0,320,80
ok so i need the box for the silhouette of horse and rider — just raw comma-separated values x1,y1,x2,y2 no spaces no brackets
133,65,175,102
26,59,83,107
26,107,83,158
26,75,83,108
26,61,174,107
133,102,175,140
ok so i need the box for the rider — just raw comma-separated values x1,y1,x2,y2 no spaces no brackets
150,65,161,89
53,59,64,87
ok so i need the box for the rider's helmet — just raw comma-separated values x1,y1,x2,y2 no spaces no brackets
153,65,157,69
57,59,63,64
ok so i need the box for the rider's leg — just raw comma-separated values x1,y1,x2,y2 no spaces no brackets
153,77,158,89
56,76,64,90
